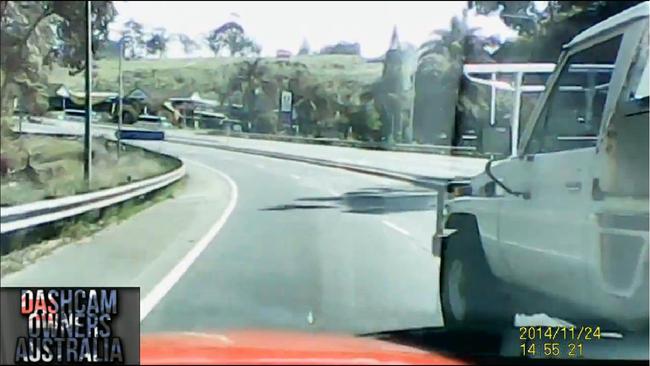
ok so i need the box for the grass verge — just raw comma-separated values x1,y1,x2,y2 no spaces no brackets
0,176,187,277
1,134,180,206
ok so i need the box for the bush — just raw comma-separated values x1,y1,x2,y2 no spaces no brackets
319,42,361,55
345,104,382,141
255,112,278,133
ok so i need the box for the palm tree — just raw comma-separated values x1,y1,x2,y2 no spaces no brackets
426,13,486,61
228,59,279,131
233,58,262,121
412,14,480,145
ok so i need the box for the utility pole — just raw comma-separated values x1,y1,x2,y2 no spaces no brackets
118,37,123,157
84,0,92,186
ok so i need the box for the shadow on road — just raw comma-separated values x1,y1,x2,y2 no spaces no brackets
261,203,337,211
260,187,437,215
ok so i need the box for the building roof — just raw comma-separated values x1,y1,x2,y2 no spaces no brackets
565,2,649,49
168,92,219,106
127,87,150,100
69,91,118,98
67,91,118,105
194,110,226,119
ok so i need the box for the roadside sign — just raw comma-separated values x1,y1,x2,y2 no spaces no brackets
280,91,292,112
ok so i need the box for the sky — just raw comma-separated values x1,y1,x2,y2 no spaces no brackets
109,1,522,59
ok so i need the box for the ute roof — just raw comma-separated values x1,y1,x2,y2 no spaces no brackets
565,2,649,49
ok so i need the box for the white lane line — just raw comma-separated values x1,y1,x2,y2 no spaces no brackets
139,159,239,322
255,163,265,169
327,188,340,196
290,174,301,180
382,220,411,237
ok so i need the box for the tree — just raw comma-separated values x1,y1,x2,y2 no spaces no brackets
412,13,478,145
319,42,360,55
121,18,145,59
55,1,116,73
145,27,169,58
176,33,200,55
298,38,310,55
1,1,116,75
205,21,261,57
473,1,544,36
1,1,116,117
210,71,233,107
474,1,642,37
372,27,407,143
345,102,382,141
227,58,268,129
95,39,121,59
474,1,643,62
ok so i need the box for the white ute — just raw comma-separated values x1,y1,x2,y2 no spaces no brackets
437,2,649,332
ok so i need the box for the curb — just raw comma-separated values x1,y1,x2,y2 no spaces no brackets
199,130,484,157
165,136,450,189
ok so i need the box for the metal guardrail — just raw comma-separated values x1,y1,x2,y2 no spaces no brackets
0,149,185,235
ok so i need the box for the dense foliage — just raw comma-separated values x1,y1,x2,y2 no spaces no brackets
0,0,116,119
205,21,261,57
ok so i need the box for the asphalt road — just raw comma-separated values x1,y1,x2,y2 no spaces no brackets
7,123,648,359
12,119,444,334
135,140,443,335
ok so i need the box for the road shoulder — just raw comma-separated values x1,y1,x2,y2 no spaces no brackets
1,159,234,300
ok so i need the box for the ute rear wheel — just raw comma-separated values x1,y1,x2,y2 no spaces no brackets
440,215,514,331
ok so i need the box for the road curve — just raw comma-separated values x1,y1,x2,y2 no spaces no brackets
135,140,443,335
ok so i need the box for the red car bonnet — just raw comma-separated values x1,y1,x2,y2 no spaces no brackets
141,330,470,365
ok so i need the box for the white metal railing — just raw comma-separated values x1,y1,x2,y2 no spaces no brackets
463,63,613,74
462,63,614,157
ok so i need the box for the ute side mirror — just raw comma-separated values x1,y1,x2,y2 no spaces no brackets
485,158,531,199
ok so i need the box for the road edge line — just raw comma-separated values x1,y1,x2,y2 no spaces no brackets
139,159,239,322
